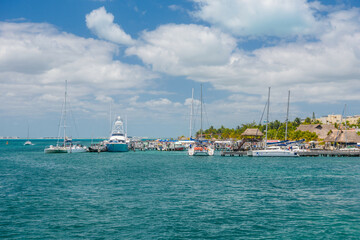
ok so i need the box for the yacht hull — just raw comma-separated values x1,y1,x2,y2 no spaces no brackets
88,145,108,152
188,147,214,156
247,149,298,157
67,146,87,153
107,143,129,152
44,146,67,153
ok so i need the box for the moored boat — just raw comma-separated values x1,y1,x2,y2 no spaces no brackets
44,81,86,154
247,146,298,157
44,145,67,153
88,142,108,152
187,84,214,156
68,144,87,153
247,87,298,157
188,143,214,156
106,116,129,152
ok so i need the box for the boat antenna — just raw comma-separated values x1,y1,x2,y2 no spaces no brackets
265,87,270,149
64,80,67,146
285,90,290,141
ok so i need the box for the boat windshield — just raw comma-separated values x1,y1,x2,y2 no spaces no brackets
112,133,124,136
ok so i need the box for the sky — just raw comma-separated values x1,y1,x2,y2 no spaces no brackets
1,0,360,138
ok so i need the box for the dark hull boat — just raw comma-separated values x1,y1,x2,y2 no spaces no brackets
88,143,108,152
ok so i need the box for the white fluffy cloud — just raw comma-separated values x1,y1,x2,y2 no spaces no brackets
192,0,319,37
86,6,135,45
0,22,156,117
126,24,237,74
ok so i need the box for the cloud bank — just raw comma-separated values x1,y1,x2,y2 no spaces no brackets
121,3,360,104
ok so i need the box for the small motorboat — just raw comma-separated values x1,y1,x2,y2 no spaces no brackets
88,143,108,152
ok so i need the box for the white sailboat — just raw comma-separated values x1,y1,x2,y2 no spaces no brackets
24,123,33,145
44,81,87,154
24,140,33,146
188,84,214,156
247,87,298,157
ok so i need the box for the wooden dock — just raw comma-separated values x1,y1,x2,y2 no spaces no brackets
297,150,360,157
221,151,248,156
221,150,360,157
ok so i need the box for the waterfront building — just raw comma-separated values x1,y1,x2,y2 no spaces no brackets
324,130,360,147
241,128,264,139
296,124,336,140
346,115,360,125
317,114,360,125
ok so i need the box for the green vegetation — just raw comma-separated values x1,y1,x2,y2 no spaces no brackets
196,118,318,141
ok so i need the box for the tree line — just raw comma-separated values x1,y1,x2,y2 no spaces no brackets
196,117,319,141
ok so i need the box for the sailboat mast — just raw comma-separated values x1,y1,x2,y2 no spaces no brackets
27,121,30,141
64,80,67,146
344,104,347,145
200,84,203,140
265,87,270,149
190,88,194,139
285,90,290,141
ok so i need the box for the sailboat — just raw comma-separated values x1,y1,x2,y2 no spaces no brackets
44,81,87,154
106,116,129,152
188,84,214,156
247,87,298,157
24,123,33,145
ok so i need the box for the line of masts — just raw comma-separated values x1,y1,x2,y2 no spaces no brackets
263,87,291,149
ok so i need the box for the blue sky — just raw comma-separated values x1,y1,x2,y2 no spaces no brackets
1,0,360,138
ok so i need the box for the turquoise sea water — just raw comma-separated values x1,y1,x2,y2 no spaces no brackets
1,140,360,239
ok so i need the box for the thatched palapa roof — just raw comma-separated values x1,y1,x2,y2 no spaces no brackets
296,124,336,139
324,130,360,143
241,128,264,137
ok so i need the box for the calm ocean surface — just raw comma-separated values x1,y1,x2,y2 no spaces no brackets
1,140,360,239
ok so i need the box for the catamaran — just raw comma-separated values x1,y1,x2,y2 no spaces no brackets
188,84,214,156
247,87,298,157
